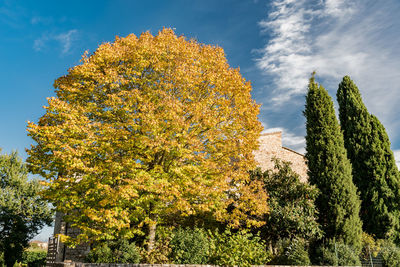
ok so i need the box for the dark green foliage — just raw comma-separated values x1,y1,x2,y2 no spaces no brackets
269,238,311,265
21,250,47,267
315,239,361,266
285,239,311,265
86,244,113,263
209,229,271,267
304,75,363,251
337,76,400,242
380,239,400,267
250,160,321,248
86,239,141,263
170,227,210,264
0,151,53,267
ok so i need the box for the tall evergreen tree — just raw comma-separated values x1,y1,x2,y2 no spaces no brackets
337,76,400,242
304,74,362,251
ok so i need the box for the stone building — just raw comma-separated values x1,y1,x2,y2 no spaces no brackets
253,131,308,182
50,130,307,262
51,212,90,262
29,240,48,250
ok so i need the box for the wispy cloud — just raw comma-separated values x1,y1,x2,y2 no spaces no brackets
0,2,26,28
33,37,47,51
30,16,54,25
54,29,78,54
33,29,78,54
394,150,400,169
257,0,400,145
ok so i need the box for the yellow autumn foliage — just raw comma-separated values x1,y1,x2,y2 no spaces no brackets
27,28,268,245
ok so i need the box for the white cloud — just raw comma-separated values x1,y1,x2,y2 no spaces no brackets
0,3,25,28
33,37,47,51
31,16,54,25
257,0,400,143
55,29,78,54
394,150,400,169
33,29,78,54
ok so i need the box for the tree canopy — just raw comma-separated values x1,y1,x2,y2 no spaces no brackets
26,28,268,246
0,151,53,267
337,76,400,242
304,74,362,251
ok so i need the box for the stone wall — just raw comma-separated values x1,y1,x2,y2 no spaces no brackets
52,263,360,267
53,211,90,262
64,227,90,262
253,131,308,182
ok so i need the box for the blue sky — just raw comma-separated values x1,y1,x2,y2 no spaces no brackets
1,0,400,240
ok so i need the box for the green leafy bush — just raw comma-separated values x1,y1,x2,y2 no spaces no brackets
170,227,210,264
250,162,321,246
21,250,47,267
380,239,400,267
270,238,310,265
86,239,140,263
209,229,270,267
315,239,360,266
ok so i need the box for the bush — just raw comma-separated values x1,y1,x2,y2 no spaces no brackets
270,238,310,265
360,232,381,261
380,239,400,267
21,249,47,267
170,227,210,264
209,229,271,267
86,239,140,263
315,239,360,266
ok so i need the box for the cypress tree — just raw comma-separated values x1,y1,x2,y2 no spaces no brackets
304,74,362,251
337,76,400,242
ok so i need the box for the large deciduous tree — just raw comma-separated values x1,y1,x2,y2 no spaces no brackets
0,151,53,267
337,76,400,242
304,74,362,251
26,29,268,248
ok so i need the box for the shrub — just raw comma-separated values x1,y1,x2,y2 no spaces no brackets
270,238,310,265
86,239,140,263
360,232,381,261
86,243,113,263
315,239,360,266
21,249,47,267
380,239,400,267
209,229,270,267
170,227,210,264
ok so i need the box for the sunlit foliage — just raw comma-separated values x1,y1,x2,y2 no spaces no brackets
26,28,267,246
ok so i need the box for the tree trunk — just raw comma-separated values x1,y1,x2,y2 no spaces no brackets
268,242,274,254
147,221,157,252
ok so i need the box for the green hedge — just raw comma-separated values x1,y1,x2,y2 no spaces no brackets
209,229,271,266
21,250,47,267
170,227,210,264
86,239,140,263
380,239,400,267
270,238,310,265
314,240,360,266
